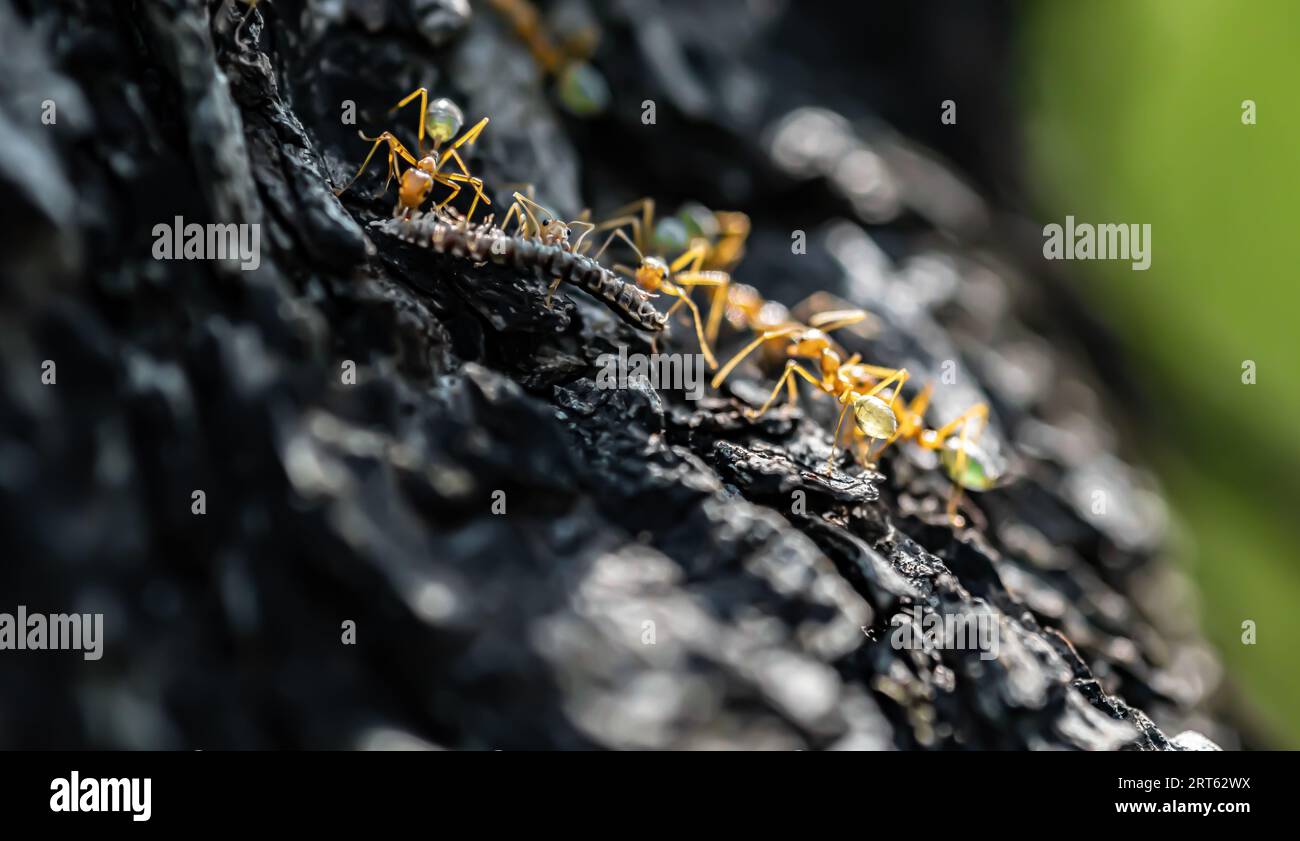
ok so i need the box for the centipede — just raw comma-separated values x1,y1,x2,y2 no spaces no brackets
371,211,668,333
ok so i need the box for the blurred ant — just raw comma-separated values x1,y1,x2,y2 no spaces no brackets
487,0,610,116
335,89,491,221
711,309,909,471
646,202,754,344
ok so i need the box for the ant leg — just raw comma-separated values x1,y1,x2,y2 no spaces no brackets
594,226,643,263
544,277,564,308
594,198,655,253
704,284,729,345
590,217,643,260
437,173,491,220
827,394,853,471
862,367,910,404
931,403,988,441
748,361,822,418
807,309,872,334
668,242,708,274
335,131,417,197
390,87,429,155
673,271,729,293
500,200,525,236
664,288,717,369
710,325,802,389
432,176,462,212
437,117,490,172
945,487,965,526
673,268,731,347
569,221,596,253
467,177,491,221
855,363,906,381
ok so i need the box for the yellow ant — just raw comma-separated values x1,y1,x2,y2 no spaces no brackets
646,202,754,345
711,309,910,471
871,383,1002,524
588,198,746,370
486,0,610,116
335,88,491,221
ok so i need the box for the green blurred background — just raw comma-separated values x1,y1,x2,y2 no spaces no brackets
1020,0,1300,746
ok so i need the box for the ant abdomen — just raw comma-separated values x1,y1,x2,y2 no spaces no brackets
425,98,464,146
853,393,899,439
940,438,1003,492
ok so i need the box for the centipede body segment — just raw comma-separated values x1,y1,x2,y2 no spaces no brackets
372,213,668,333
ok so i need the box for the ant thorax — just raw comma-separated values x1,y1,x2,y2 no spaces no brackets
790,330,831,359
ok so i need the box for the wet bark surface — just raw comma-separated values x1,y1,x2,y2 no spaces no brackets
0,0,1236,749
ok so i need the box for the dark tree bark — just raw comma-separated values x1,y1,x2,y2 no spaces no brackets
0,0,1236,750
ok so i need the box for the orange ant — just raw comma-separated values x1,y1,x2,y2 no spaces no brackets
711,309,910,471
487,0,610,116
872,383,1002,524
647,202,754,345
589,198,746,369
335,88,491,221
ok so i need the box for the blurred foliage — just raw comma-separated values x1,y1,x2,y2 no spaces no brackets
1021,0,1300,746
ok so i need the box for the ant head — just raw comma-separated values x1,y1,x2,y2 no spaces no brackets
939,437,1004,491
538,218,568,244
426,98,465,146
635,256,670,289
852,392,898,440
